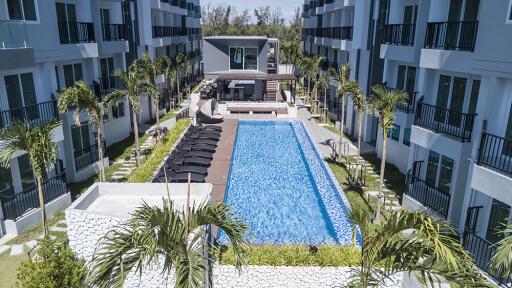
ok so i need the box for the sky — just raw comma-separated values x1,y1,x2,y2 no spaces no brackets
202,0,304,22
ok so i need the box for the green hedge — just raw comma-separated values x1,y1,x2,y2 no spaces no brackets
127,119,190,183
220,244,361,267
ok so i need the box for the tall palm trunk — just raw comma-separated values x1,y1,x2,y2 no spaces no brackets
323,87,328,122
132,108,141,166
338,93,345,160
36,175,49,237
176,74,181,103
96,127,106,182
307,75,311,104
357,112,363,157
375,129,387,223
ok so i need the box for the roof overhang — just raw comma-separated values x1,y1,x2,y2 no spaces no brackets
215,74,296,81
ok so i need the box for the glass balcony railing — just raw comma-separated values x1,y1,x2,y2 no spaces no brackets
0,22,30,49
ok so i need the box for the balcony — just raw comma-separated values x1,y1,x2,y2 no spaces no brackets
102,24,128,42
477,132,512,177
0,173,68,220
424,21,479,52
414,102,476,142
74,141,106,171
0,100,59,130
58,21,96,44
406,174,451,218
0,22,35,69
386,87,417,113
381,23,416,46
152,26,186,38
463,231,512,286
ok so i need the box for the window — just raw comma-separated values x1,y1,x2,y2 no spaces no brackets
229,47,258,70
100,58,115,90
438,156,454,193
425,150,440,186
4,73,38,121
112,102,125,119
56,2,77,44
18,153,35,190
100,8,111,40
71,123,90,152
0,167,13,190
486,199,511,243
425,150,454,193
403,128,411,146
386,124,400,141
63,63,83,88
7,0,37,21
507,0,512,23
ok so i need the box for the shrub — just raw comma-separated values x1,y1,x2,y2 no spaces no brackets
16,239,86,288
127,119,190,183
220,244,361,267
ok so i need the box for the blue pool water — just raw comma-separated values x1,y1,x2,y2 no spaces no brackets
219,120,358,245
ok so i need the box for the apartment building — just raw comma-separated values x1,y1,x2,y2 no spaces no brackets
303,0,512,283
0,0,202,238
133,0,202,123
302,0,386,150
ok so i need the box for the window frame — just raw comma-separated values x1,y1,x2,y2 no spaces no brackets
5,0,39,22
386,123,400,141
111,101,125,119
228,46,259,71
403,127,411,146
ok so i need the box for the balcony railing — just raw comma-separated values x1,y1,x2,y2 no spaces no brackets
152,26,186,38
58,21,95,44
302,27,353,40
0,22,30,49
74,141,105,171
102,24,128,42
381,23,416,46
0,100,59,130
477,132,512,177
414,102,476,142
386,87,417,113
0,173,68,220
424,21,479,52
406,174,451,218
463,231,512,286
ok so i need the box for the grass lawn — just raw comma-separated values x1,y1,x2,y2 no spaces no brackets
7,211,66,245
0,251,29,288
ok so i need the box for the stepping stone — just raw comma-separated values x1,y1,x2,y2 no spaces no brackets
0,245,10,255
25,240,38,249
57,220,67,225
50,226,67,232
10,244,23,256
111,175,125,180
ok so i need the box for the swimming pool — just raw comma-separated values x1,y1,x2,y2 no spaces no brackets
219,120,358,245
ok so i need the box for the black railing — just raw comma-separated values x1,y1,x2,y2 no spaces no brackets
152,26,187,38
0,100,59,130
463,231,512,286
381,23,416,46
424,21,479,52
406,174,451,218
414,102,476,142
386,87,417,113
477,132,512,177
302,27,353,40
0,173,68,220
58,21,95,44
102,24,128,42
176,108,190,121
74,141,105,171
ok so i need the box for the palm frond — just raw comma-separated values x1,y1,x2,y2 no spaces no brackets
490,225,512,279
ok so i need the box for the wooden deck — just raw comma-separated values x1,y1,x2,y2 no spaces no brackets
205,119,239,203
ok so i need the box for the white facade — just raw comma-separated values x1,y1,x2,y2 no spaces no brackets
0,0,203,238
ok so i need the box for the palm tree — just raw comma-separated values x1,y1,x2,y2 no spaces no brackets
176,53,189,101
0,121,60,237
161,57,178,110
132,53,169,139
331,64,360,161
489,225,512,280
104,69,157,167
86,198,248,288
349,208,492,287
369,85,408,222
305,56,325,106
351,85,366,161
315,72,329,119
58,81,107,182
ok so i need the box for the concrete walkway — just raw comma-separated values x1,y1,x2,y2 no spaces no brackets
295,101,375,159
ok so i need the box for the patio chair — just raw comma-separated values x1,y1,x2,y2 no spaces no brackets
171,154,211,167
177,141,217,153
183,136,218,146
168,170,206,183
174,147,213,159
166,160,208,175
185,131,220,141
189,125,222,135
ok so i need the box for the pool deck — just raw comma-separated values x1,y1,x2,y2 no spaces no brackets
206,119,239,203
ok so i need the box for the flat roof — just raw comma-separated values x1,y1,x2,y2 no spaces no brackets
204,35,270,40
68,183,212,219
216,74,296,81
